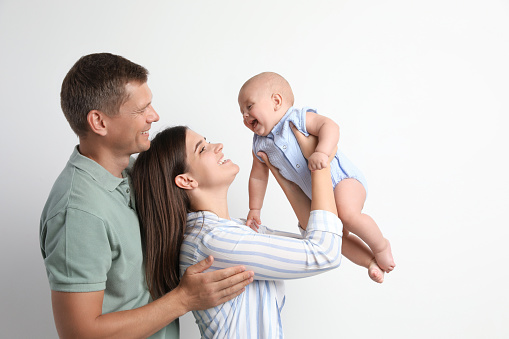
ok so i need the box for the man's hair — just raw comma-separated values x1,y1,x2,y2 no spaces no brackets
60,53,148,136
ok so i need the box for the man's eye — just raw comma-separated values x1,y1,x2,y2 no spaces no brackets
200,146,206,153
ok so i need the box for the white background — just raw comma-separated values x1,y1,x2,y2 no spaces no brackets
1,1,508,338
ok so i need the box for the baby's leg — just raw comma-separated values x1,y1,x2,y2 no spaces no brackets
342,229,384,283
368,259,385,283
334,179,395,272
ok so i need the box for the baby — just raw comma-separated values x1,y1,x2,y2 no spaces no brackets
238,72,395,274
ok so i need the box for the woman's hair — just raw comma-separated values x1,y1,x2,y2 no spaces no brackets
131,125,190,300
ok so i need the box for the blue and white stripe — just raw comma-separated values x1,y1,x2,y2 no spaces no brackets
180,210,343,338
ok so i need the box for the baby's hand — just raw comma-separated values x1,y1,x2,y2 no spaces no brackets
246,209,262,232
308,151,329,171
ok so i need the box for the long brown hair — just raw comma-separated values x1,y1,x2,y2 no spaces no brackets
131,126,190,300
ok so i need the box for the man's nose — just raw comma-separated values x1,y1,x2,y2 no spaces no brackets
147,105,159,122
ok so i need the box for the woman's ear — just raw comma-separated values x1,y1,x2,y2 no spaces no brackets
271,93,283,111
87,110,108,136
175,174,198,190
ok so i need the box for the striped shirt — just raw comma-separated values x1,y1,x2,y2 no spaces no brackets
179,210,343,338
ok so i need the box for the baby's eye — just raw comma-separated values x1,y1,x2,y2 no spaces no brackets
247,104,252,110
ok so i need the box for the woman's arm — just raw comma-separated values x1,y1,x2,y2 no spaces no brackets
187,131,342,281
256,124,338,228
289,123,338,217
305,111,340,171
191,213,342,281
292,123,379,274
256,151,311,228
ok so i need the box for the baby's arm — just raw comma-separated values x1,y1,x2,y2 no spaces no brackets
305,111,340,171
247,151,269,230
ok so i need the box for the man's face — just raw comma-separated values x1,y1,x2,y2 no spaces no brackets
105,82,159,156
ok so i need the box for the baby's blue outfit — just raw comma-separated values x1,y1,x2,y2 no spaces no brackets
253,106,368,199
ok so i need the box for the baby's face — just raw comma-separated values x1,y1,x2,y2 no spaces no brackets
238,85,279,136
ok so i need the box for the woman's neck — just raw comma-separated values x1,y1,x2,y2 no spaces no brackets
190,190,230,220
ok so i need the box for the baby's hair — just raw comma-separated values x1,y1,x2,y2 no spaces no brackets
241,72,295,106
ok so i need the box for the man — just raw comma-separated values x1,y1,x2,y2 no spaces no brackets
40,53,254,338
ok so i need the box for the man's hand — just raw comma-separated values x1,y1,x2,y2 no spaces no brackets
246,209,261,232
177,256,254,312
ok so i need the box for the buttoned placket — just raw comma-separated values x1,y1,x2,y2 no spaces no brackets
273,127,303,171
118,178,132,207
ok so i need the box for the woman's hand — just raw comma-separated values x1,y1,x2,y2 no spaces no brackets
291,123,337,164
290,123,318,159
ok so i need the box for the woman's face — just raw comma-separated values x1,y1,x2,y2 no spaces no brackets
184,129,239,189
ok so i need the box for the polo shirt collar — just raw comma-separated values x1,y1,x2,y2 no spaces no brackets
68,146,126,192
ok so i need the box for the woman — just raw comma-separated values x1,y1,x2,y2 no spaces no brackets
131,125,375,338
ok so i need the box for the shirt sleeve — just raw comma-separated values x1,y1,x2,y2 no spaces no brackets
285,107,317,137
42,208,111,292
199,210,342,280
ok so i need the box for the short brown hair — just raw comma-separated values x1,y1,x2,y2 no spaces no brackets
60,53,148,136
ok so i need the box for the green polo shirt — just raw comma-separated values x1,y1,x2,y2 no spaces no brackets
40,146,178,338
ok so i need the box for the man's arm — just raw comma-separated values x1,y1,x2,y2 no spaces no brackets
52,256,254,339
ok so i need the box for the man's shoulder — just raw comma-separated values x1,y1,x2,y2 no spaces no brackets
41,160,110,223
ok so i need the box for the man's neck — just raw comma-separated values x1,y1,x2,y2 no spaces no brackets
78,140,130,178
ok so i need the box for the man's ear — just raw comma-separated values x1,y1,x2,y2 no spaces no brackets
271,93,283,111
175,174,198,190
87,110,108,136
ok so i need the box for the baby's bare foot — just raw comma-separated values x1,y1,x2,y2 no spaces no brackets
374,238,396,273
368,259,384,283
